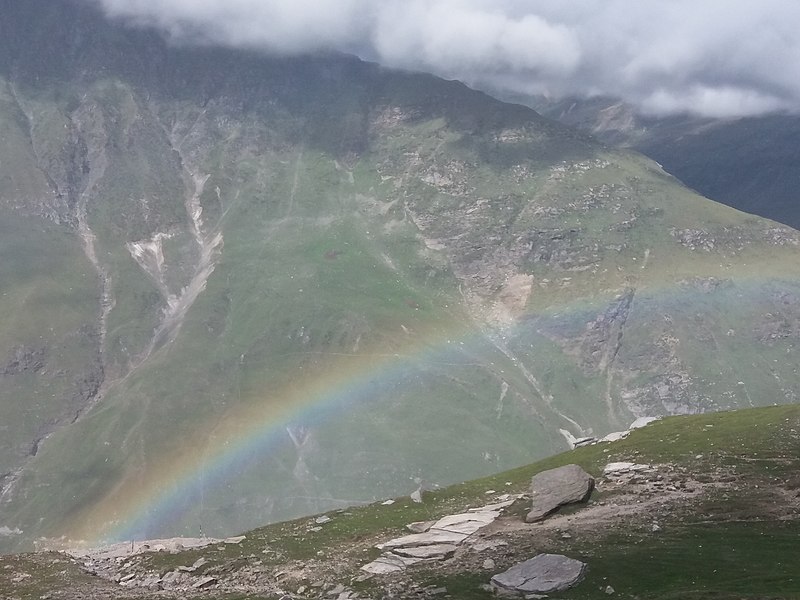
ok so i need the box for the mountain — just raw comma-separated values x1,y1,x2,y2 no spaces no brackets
523,95,800,230
3,405,800,598
2,0,800,553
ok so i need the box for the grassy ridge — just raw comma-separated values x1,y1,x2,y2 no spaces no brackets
55,405,800,599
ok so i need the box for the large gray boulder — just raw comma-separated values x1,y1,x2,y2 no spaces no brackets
491,553,587,594
526,464,594,523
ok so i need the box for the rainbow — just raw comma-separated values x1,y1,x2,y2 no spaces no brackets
65,272,799,545
70,320,489,544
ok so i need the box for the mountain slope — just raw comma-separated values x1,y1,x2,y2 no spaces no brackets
1,0,800,552
525,94,800,230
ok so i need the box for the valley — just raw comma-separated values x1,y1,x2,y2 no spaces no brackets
0,0,799,564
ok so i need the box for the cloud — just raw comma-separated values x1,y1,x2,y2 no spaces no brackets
85,0,800,118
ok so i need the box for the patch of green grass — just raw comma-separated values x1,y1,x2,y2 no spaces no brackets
559,521,800,599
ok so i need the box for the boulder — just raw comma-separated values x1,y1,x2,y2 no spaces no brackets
526,464,594,523
491,553,587,595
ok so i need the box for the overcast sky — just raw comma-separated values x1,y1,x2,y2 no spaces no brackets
86,0,800,118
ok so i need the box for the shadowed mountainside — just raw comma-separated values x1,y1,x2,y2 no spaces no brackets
523,94,800,230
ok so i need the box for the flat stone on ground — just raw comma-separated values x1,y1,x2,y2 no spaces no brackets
491,553,587,594
377,530,468,550
361,554,421,574
603,462,652,476
392,544,459,559
431,511,499,535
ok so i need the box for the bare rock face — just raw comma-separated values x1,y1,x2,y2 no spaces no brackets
491,553,587,595
526,464,594,523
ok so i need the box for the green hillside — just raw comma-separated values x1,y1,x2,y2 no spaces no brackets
0,0,800,554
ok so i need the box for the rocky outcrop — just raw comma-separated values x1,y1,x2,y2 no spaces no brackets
1,346,46,375
565,416,661,448
526,465,594,523
362,496,520,574
491,553,587,595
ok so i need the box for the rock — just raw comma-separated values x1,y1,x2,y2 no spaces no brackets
377,530,468,550
192,557,208,570
411,489,423,503
224,535,246,544
141,576,162,590
392,543,458,559
407,520,436,533
315,516,332,524
382,499,396,505
605,585,616,594
573,436,597,448
428,587,448,595
470,538,508,552
328,583,346,596
526,465,594,522
431,511,499,535
472,496,522,512
599,431,630,443
361,554,420,574
483,559,496,570
368,498,517,574
559,428,578,448
603,462,652,477
629,416,659,429
491,554,587,595
193,576,217,589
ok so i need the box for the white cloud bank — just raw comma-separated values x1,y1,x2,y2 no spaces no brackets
86,0,800,118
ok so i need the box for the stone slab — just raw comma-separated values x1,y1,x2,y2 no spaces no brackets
491,553,587,594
